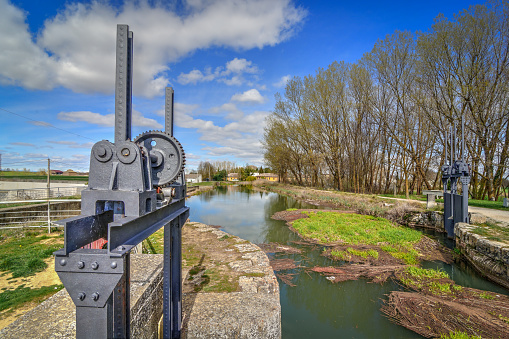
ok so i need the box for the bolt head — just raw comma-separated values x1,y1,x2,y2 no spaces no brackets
77,261,85,269
110,262,117,269
78,292,86,301
121,148,130,157
97,146,107,157
59,259,67,266
91,262,99,270
92,292,100,301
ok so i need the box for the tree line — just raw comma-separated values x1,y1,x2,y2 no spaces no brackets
193,161,273,181
262,1,509,200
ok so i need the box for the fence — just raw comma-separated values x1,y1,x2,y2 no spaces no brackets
0,186,86,201
0,199,81,232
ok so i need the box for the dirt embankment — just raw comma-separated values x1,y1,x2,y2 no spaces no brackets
272,209,509,338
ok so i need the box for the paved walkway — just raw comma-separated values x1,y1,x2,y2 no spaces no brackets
379,196,509,225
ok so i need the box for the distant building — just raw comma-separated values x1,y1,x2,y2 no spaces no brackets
51,170,63,175
186,173,202,184
227,173,240,181
63,169,78,176
255,173,279,182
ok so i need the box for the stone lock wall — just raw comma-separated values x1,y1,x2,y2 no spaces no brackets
455,223,509,289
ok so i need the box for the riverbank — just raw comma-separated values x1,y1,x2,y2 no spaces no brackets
271,208,509,338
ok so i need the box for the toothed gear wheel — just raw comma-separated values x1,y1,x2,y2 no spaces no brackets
134,130,185,187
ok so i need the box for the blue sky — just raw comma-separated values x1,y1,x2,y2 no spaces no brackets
0,0,483,172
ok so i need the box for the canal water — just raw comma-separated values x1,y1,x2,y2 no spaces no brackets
187,185,508,338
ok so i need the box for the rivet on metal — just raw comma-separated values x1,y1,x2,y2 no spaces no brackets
111,262,117,269
92,292,100,301
91,262,99,270
59,259,67,266
77,261,85,269
78,292,86,301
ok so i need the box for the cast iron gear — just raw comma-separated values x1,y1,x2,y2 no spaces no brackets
134,130,185,187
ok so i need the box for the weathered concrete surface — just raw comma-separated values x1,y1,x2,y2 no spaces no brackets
455,222,509,289
0,223,281,339
181,222,281,339
0,254,164,339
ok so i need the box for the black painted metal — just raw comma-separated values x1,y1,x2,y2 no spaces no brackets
54,24,188,338
442,117,470,239
443,193,454,237
171,220,182,338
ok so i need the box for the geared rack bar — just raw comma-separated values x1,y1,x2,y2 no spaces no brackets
54,24,188,339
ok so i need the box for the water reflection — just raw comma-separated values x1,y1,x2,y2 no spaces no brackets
186,185,507,338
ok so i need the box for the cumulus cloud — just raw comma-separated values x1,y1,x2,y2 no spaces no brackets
57,110,162,128
177,58,259,85
175,109,269,162
231,89,265,104
274,75,291,88
209,103,243,120
0,0,306,97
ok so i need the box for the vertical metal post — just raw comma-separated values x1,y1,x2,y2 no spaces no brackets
76,298,113,338
165,87,174,137
171,220,182,339
450,126,453,166
112,253,130,338
115,24,133,143
461,115,465,162
163,221,172,339
47,158,51,233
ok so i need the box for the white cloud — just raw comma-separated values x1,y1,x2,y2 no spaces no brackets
47,140,94,149
225,58,258,74
0,0,306,97
231,89,265,104
25,153,49,158
57,110,162,129
177,58,259,85
209,103,243,120
58,111,115,127
274,75,291,88
175,109,269,162
28,121,53,127
9,142,36,147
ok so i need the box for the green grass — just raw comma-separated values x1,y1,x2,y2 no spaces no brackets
400,267,458,295
380,192,509,211
479,291,495,300
293,211,421,245
440,331,482,339
0,230,62,278
294,211,422,264
470,222,509,243
405,266,449,280
0,284,63,312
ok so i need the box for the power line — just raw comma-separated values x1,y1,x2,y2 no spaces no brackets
0,107,95,141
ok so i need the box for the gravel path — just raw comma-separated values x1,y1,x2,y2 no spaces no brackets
379,196,509,225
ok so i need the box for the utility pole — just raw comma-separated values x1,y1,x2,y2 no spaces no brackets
47,158,51,233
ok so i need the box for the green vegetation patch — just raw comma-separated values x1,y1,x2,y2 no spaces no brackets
0,230,62,278
292,211,421,246
0,284,63,312
440,331,482,339
398,267,459,296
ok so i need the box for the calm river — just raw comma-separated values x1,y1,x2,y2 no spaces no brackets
186,185,508,339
